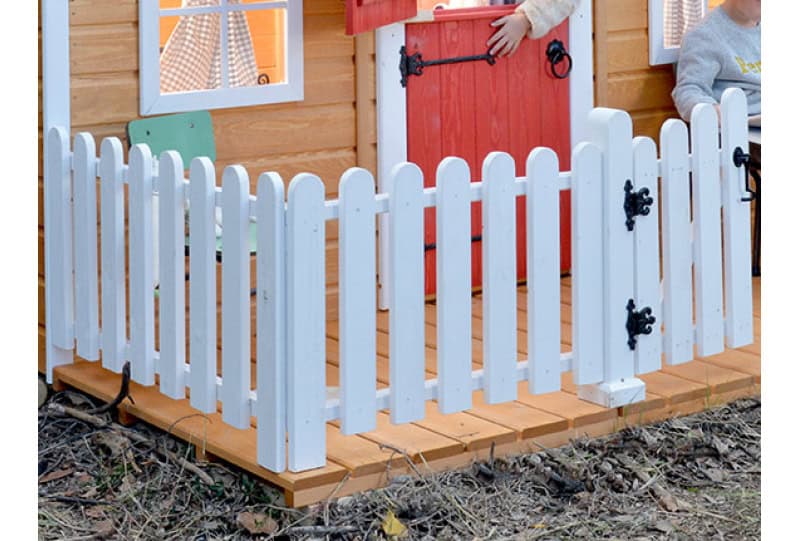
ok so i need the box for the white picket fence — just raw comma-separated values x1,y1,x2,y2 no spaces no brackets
44,89,754,473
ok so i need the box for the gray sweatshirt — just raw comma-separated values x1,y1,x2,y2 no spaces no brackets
672,6,761,121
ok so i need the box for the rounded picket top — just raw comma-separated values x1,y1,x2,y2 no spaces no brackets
288,173,325,206
587,107,633,140
660,118,689,153
73,132,96,161
129,143,154,172
158,151,184,190
436,156,471,189
526,146,559,181
690,102,719,131
390,162,424,195
339,167,376,199
482,151,516,183
257,171,285,204
100,136,124,170
189,156,216,181
721,87,747,116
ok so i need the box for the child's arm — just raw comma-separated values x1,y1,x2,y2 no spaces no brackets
488,0,579,57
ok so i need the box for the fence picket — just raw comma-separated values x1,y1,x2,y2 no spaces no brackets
339,168,378,434
588,109,635,381
99,137,126,373
73,133,100,360
287,174,327,471
388,163,426,424
525,149,560,393
482,152,518,402
157,151,186,399
571,142,604,385
221,166,252,429
632,137,663,374
690,104,725,357
256,172,287,472
720,88,754,347
189,158,218,414
660,120,694,365
128,144,156,385
44,127,74,381
436,158,473,414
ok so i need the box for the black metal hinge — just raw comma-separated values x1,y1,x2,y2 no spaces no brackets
623,179,654,231
400,45,496,87
626,299,656,351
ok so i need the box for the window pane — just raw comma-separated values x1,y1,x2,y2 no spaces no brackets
663,0,705,49
160,0,224,93
240,7,286,86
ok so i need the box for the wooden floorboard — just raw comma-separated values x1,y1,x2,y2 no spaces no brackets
53,277,761,507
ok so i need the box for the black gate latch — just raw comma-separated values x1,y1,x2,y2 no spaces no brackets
733,146,757,202
626,299,656,351
623,180,654,231
400,45,496,87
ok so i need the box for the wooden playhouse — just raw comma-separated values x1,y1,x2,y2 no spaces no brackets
38,0,760,506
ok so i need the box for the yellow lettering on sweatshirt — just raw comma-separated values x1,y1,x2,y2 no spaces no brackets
735,56,761,75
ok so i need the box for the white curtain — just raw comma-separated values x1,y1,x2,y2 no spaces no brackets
664,0,705,48
160,0,259,93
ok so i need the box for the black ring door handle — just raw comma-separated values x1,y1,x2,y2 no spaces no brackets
546,39,572,79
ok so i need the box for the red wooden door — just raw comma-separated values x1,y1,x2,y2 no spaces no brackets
405,7,571,296
345,0,418,35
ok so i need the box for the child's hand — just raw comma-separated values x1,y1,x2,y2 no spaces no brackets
488,11,532,57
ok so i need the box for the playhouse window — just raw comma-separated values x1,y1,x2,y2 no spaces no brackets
140,0,303,115
648,0,707,65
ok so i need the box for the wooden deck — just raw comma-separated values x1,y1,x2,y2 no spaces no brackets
53,277,761,507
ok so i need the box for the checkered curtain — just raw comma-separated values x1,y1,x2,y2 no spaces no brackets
664,0,705,48
160,0,259,93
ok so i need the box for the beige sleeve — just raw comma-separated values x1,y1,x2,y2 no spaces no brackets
515,0,579,39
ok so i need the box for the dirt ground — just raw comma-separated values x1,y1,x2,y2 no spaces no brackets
38,386,760,540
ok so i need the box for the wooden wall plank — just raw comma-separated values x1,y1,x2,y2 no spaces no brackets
70,24,138,75
607,30,650,73
605,70,676,111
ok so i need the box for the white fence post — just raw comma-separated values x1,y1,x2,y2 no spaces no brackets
660,119,694,365
690,104,725,357
100,137,126,374
570,142,604,385
128,144,156,386
72,133,100,361
221,166,252,429
435,158,473,414
482,152,518,403
579,108,644,407
339,168,378,435
189,157,218,414
525,148,562,393
287,174,327,472
631,136,663,375
388,163,426,424
720,88,754,347
257,172,287,472
44,126,75,382
157,151,187,399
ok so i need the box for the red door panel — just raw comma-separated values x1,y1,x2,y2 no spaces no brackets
346,0,417,36
405,8,571,296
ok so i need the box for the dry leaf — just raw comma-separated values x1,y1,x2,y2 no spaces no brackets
382,510,408,538
93,431,130,458
237,511,278,535
39,468,74,484
652,520,674,534
85,506,107,519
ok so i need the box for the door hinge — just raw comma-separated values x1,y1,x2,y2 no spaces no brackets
400,45,496,87
626,299,656,351
623,179,654,231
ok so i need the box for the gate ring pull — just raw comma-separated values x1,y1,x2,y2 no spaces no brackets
546,39,572,79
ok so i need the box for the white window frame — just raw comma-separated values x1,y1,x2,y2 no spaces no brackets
648,0,708,65
139,0,304,116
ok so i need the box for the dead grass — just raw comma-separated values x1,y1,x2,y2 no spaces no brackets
38,386,760,540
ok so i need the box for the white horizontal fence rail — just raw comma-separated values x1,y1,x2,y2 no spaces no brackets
43,90,755,474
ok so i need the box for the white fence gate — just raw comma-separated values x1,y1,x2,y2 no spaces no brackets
44,89,754,473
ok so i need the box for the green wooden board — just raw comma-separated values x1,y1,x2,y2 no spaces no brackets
127,110,216,165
